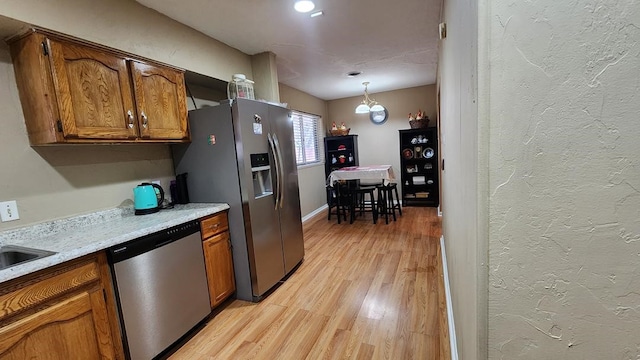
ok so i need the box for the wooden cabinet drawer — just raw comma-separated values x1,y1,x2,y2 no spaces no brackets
0,257,100,323
200,212,229,239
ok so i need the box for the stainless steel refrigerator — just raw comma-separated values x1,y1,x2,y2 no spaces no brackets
172,98,304,302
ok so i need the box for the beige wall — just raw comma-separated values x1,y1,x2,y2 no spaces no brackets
438,0,485,358
0,46,175,230
327,85,436,197
279,84,436,217
0,0,251,81
278,84,328,218
0,0,252,230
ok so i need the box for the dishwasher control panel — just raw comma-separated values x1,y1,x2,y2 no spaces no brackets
108,220,201,263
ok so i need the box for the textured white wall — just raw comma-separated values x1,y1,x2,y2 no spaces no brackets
438,0,484,358
486,0,640,358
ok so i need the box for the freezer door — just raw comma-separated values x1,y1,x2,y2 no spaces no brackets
269,105,305,273
173,104,255,301
233,99,286,297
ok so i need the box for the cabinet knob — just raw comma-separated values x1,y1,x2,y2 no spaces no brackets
127,110,134,128
141,112,148,128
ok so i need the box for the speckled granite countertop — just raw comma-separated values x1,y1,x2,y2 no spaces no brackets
0,203,229,283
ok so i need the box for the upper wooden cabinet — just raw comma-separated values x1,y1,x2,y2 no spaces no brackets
130,61,188,140
48,38,138,140
9,29,189,145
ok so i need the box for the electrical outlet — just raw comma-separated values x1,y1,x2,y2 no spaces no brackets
0,200,19,222
151,180,161,186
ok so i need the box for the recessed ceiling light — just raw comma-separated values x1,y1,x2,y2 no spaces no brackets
310,11,324,17
347,71,362,77
294,0,315,13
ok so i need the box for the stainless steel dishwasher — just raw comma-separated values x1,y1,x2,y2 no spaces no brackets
108,220,210,360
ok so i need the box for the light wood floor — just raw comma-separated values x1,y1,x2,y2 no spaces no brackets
170,206,449,360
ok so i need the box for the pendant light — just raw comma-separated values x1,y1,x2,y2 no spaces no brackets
354,82,385,114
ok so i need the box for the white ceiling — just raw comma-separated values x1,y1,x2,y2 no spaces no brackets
136,0,442,100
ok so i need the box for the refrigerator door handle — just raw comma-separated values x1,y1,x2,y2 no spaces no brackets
267,132,280,210
272,133,286,208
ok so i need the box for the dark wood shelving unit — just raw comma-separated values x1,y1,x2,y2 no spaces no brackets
399,128,439,207
324,134,359,179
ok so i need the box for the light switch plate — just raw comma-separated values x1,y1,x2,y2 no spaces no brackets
0,200,19,222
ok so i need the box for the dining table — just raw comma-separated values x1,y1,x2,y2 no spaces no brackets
327,165,400,224
327,165,396,185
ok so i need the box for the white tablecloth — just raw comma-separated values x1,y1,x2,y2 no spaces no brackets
327,165,396,185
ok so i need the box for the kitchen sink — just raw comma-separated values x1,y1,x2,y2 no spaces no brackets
0,245,56,270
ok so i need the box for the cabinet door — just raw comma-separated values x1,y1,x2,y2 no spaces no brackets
0,290,115,359
130,61,189,140
203,232,235,308
48,39,138,140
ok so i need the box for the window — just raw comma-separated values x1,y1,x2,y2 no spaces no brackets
291,110,321,166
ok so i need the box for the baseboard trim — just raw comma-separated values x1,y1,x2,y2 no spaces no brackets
438,205,442,217
302,204,328,223
440,235,458,360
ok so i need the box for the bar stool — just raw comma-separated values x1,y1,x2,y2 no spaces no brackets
326,184,348,224
348,185,378,224
376,182,402,224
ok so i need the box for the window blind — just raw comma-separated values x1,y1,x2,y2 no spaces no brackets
291,110,321,166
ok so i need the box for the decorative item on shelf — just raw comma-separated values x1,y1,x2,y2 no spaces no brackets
408,109,430,128
338,154,346,163
348,153,354,162
414,146,422,158
331,154,337,164
406,164,419,173
329,121,351,136
337,144,346,150
402,148,414,159
423,147,435,159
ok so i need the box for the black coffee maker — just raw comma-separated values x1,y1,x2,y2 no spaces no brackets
170,173,190,204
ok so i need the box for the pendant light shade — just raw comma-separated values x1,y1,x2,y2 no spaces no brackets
354,82,385,114
369,104,385,112
355,103,371,114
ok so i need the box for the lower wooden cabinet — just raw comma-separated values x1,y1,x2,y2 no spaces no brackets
0,253,120,359
201,212,235,308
